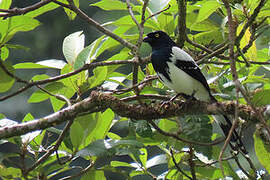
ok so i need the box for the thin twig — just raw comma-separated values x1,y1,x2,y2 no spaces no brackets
0,0,52,17
188,146,196,180
148,119,225,147
24,113,74,175
36,85,72,106
0,60,28,83
0,59,135,101
144,4,171,22
235,0,266,45
52,0,137,51
114,75,157,95
59,160,95,180
170,148,192,180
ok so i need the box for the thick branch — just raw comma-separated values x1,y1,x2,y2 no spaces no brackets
0,0,53,17
0,91,264,139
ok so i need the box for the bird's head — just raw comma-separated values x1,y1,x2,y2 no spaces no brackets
143,31,175,49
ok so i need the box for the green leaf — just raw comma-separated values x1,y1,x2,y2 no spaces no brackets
91,0,127,10
13,62,49,69
254,133,270,172
192,30,224,44
186,12,219,31
252,89,270,106
139,148,148,168
196,0,220,23
237,24,257,61
77,139,144,157
111,161,133,167
22,113,34,122
94,109,114,139
135,120,153,138
0,16,40,43
157,14,176,35
0,167,21,179
74,36,105,70
62,0,78,20
75,113,99,146
32,74,51,81
0,0,11,10
70,122,84,149
0,60,15,93
28,82,65,103
82,170,105,180
0,113,6,120
26,3,60,17
89,66,108,88
0,46,9,60
158,119,178,132
62,31,85,65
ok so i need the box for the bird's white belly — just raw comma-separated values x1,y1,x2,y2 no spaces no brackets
158,62,211,102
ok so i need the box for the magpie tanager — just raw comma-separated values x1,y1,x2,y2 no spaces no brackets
143,30,247,154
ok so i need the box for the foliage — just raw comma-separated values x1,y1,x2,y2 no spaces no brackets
0,0,270,179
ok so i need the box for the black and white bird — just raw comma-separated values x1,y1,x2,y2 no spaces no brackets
143,30,247,154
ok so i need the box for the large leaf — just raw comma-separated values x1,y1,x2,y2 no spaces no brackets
254,133,270,172
237,24,257,61
0,46,9,60
70,122,84,149
77,139,144,157
28,82,65,103
252,89,270,106
62,31,85,65
88,66,108,88
26,2,60,17
82,170,105,180
196,0,220,23
0,0,11,10
0,16,40,43
74,36,105,70
62,0,79,20
0,60,15,93
14,60,66,69
91,0,127,10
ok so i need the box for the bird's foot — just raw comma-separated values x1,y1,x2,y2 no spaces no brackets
161,93,182,108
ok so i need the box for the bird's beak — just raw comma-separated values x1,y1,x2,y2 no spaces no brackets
143,36,150,43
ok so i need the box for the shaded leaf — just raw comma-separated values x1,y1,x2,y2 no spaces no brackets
82,170,105,180
77,139,144,157
28,82,65,103
70,122,84,149
89,66,108,88
254,133,270,172
252,89,270,106
0,60,15,93
91,0,128,10
0,16,40,43
196,0,220,23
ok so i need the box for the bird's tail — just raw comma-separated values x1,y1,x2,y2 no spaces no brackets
209,95,248,154
217,114,248,154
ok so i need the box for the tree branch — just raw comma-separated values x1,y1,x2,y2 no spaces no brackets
0,91,265,139
52,0,137,51
0,0,53,17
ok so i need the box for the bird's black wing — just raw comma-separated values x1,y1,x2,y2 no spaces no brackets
174,60,211,92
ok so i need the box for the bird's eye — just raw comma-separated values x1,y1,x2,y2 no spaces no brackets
155,33,160,38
